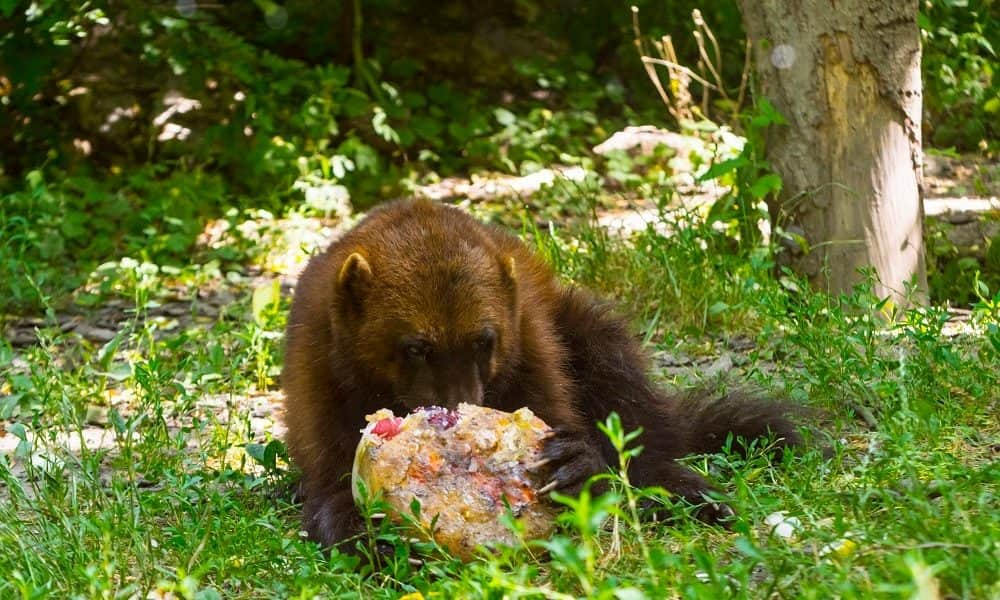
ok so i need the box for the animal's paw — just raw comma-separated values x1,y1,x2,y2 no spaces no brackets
529,427,606,497
637,491,735,526
693,496,736,526
303,491,364,550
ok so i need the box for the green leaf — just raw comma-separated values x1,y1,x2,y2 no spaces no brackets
975,279,990,298
350,142,379,174
401,91,427,109
779,276,802,293
734,536,764,559
708,301,730,316
427,83,456,106
337,89,370,118
245,440,283,470
749,173,783,199
251,279,281,326
372,107,400,144
447,122,472,142
536,536,587,574
1,394,22,419
245,443,267,464
751,97,787,128
494,107,517,127
0,0,18,18
26,169,45,191
396,128,415,147
976,37,995,57
706,194,737,225
697,156,749,182
194,589,222,600
917,12,932,32
325,66,351,88
409,115,443,142
7,422,27,440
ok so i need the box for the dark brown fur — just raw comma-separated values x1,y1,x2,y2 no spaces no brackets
282,198,801,548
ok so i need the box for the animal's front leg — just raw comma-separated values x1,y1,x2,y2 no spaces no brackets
302,481,365,550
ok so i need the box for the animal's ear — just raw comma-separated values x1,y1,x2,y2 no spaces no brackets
499,255,517,288
498,255,518,308
498,254,520,322
338,252,372,303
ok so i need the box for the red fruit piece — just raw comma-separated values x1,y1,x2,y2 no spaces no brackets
371,416,403,439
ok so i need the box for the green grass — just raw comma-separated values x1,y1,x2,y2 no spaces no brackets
1,196,998,599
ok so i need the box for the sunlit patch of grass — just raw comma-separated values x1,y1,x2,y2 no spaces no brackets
525,199,776,341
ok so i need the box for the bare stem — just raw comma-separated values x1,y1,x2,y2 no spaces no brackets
641,57,719,90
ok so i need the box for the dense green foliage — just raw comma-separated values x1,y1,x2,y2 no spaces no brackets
2,0,997,311
0,0,639,310
920,0,999,150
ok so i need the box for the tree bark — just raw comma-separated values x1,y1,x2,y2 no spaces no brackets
736,0,927,304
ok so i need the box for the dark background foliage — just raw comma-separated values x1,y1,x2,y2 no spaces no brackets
0,0,996,311
5,1,991,186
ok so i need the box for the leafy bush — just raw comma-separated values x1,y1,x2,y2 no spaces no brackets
920,0,999,150
1,0,995,313
0,167,227,311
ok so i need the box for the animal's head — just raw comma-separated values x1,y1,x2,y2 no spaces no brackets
332,236,519,409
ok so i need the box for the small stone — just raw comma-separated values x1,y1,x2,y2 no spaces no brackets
59,317,81,332
8,328,38,346
773,521,795,538
703,353,734,377
77,324,117,343
161,304,190,317
765,510,801,539
944,212,977,226
85,405,109,426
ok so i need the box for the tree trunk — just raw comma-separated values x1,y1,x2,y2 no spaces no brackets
736,0,927,304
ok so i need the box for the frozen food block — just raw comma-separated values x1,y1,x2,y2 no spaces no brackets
352,404,557,561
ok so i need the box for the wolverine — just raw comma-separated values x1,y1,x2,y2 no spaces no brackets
282,198,801,548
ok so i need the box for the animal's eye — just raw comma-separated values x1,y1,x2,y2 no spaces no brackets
403,341,430,361
474,329,496,352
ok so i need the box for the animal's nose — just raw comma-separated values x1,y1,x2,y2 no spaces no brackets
441,381,483,410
